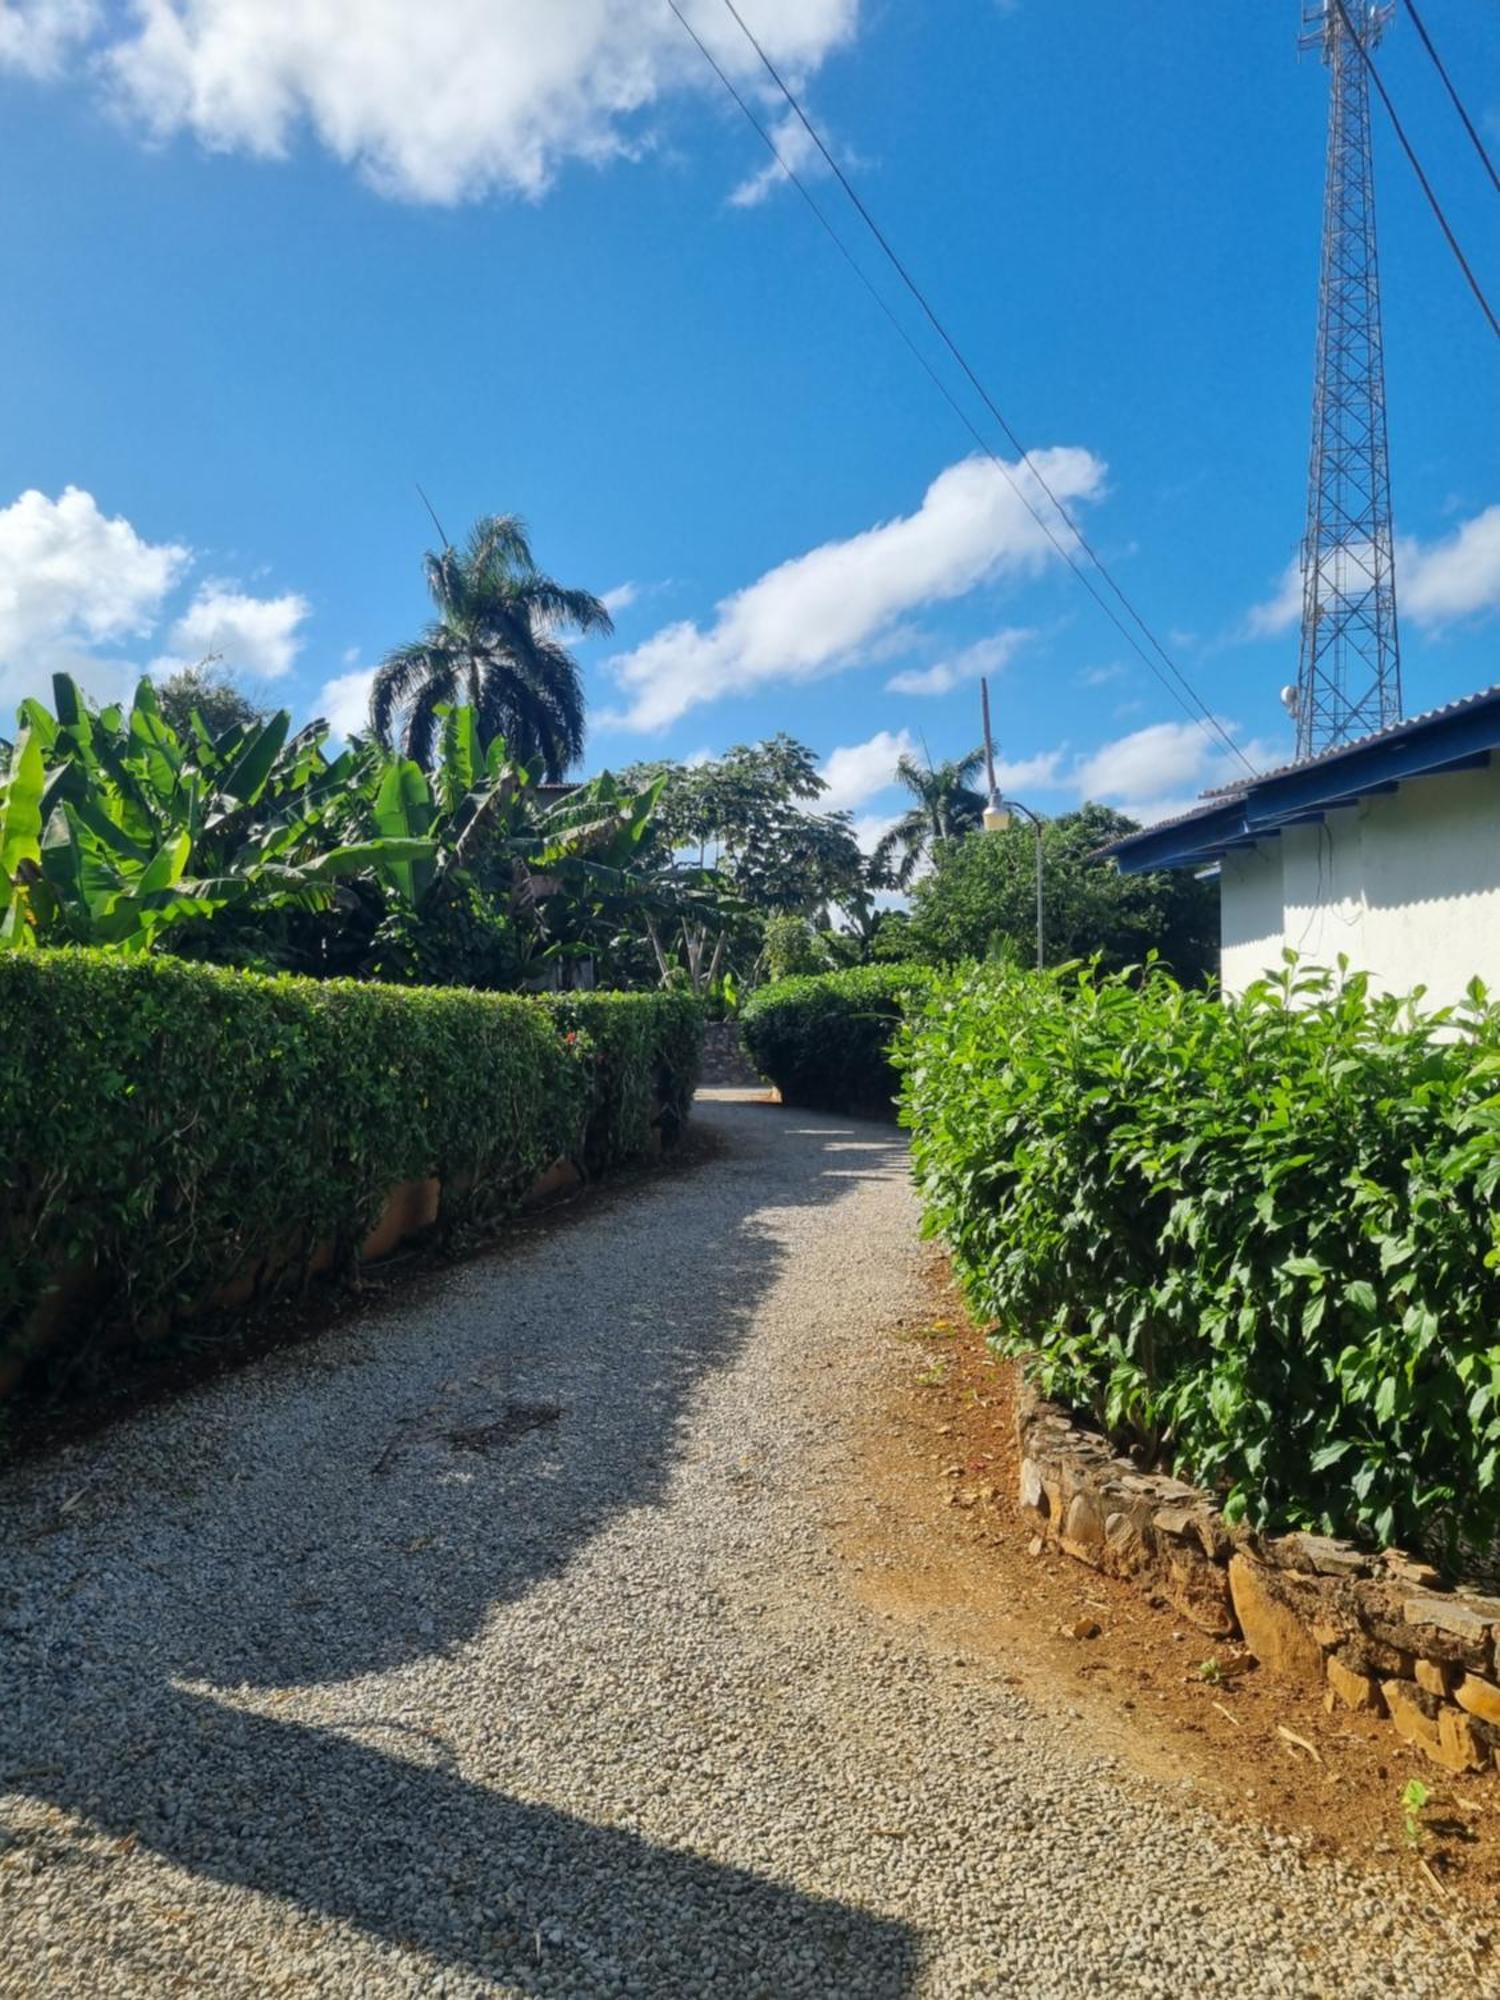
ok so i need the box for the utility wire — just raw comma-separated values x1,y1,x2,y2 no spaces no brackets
1333,0,1500,340
708,0,1256,774
1398,0,1500,197
661,0,1253,775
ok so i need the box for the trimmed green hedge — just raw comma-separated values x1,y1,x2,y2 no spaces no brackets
900,959,1500,1557
740,964,933,1114
541,990,702,1170
0,953,700,1399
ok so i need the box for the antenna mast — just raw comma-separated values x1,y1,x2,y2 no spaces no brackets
1294,1,1402,758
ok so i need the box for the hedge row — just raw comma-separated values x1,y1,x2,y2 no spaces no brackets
739,963,933,1113
0,952,701,1400
900,959,1500,1558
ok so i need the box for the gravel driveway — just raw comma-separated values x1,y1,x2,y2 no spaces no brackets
0,1092,1485,1998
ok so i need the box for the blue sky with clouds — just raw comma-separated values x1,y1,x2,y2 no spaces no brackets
1,0,1496,841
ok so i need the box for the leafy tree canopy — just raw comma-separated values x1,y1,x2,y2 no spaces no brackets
613,734,869,996
625,734,868,919
905,801,1218,982
155,662,266,740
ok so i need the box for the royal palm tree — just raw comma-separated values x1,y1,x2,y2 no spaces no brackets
870,746,987,889
369,514,612,777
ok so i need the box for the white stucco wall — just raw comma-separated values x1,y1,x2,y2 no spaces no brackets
1219,843,1284,994
1219,758,1500,1004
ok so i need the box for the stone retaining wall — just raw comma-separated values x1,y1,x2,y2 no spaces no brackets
1018,1382,1500,1775
698,1021,765,1089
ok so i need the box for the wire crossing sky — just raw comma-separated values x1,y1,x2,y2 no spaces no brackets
0,0,1495,841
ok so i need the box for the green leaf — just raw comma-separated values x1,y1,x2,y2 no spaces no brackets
221,713,291,805
0,727,45,882
1283,1255,1325,1280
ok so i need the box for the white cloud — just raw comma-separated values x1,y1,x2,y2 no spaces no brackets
1079,661,1125,688
851,810,899,857
993,748,1064,792
1246,558,1302,639
728,109,819,208
1402,505,1500,625
1073,720,1220,804
600,580,640,616
154,581,309,681
1070,718,1282,827
605,447,1107,730
818,728,915,813
1247,505,1500,641
317,663,376,740
0,0,859,206
886,627,1032,697
0,0,94,78
0,485,187,708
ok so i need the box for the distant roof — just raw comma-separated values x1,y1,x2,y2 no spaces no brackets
1101,683,1500,875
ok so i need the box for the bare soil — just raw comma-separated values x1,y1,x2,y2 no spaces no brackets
844,1254,1500,1910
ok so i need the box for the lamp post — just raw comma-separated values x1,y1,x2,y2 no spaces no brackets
982,794,1045,971
978,674,1045,971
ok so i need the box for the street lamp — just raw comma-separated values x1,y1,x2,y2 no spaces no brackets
982,794,1045,971
977,673,1045,971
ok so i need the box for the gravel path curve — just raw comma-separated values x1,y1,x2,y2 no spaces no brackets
0,1093,1485,1998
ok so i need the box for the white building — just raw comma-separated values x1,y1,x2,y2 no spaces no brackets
1102,687,1500,1005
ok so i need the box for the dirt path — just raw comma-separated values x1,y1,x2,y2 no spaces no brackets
0,1094,1487,1997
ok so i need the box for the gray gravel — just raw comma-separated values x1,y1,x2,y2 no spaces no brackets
0,1092,1486,1998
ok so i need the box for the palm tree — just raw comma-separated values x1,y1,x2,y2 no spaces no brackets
870,747,987,889
370,514,612,777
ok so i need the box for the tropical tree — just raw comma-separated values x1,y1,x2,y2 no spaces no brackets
332,708,667,988
0,678,666,986
369,514,611,778
905,801,1219,981
0,675,427,956
618,735,870,993
155,662,265,739
870,747,987,890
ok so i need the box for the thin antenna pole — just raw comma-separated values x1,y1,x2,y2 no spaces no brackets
415,482,450,549
980,676,998,799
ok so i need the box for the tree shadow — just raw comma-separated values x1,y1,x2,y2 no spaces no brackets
2,1104,919,1994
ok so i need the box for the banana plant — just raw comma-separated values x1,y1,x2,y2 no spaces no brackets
355,704,668,956
0,676,435,953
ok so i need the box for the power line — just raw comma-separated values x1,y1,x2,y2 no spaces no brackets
1398,0,1500,197
708,0,1256,774
1332,0,1500,340
661,0,1254,775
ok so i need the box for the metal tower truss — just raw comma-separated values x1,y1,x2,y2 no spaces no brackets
1295,1,1403,759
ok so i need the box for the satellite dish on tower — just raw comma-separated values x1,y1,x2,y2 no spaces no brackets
1280,684,1301,722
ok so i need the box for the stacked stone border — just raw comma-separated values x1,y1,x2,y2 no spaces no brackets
1018,1380,1500,1776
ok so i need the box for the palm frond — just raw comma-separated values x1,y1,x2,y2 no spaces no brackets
526,578,614,638
404,668,459,770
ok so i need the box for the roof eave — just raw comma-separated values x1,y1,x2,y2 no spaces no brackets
1102,687,1500,875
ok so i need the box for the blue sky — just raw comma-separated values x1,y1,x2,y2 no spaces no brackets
0,0,1496,839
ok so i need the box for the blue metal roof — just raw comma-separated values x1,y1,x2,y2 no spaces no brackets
1101,683,1500,875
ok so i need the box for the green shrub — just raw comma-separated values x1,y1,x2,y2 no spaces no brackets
0,952,701,1401
900,958,1500,1557
740,963,933,1113
540,989,702,1170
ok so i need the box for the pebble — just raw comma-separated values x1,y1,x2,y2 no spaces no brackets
0,1091,1484,1996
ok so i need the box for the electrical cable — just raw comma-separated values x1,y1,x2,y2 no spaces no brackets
709,0,1256,773
1398,0,1500,197
1333,0,1500,340
662,0,1256,775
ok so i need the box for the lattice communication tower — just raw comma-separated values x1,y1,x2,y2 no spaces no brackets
1293,1,1403,758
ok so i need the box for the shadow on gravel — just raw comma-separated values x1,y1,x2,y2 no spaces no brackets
3,1104,920,1996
